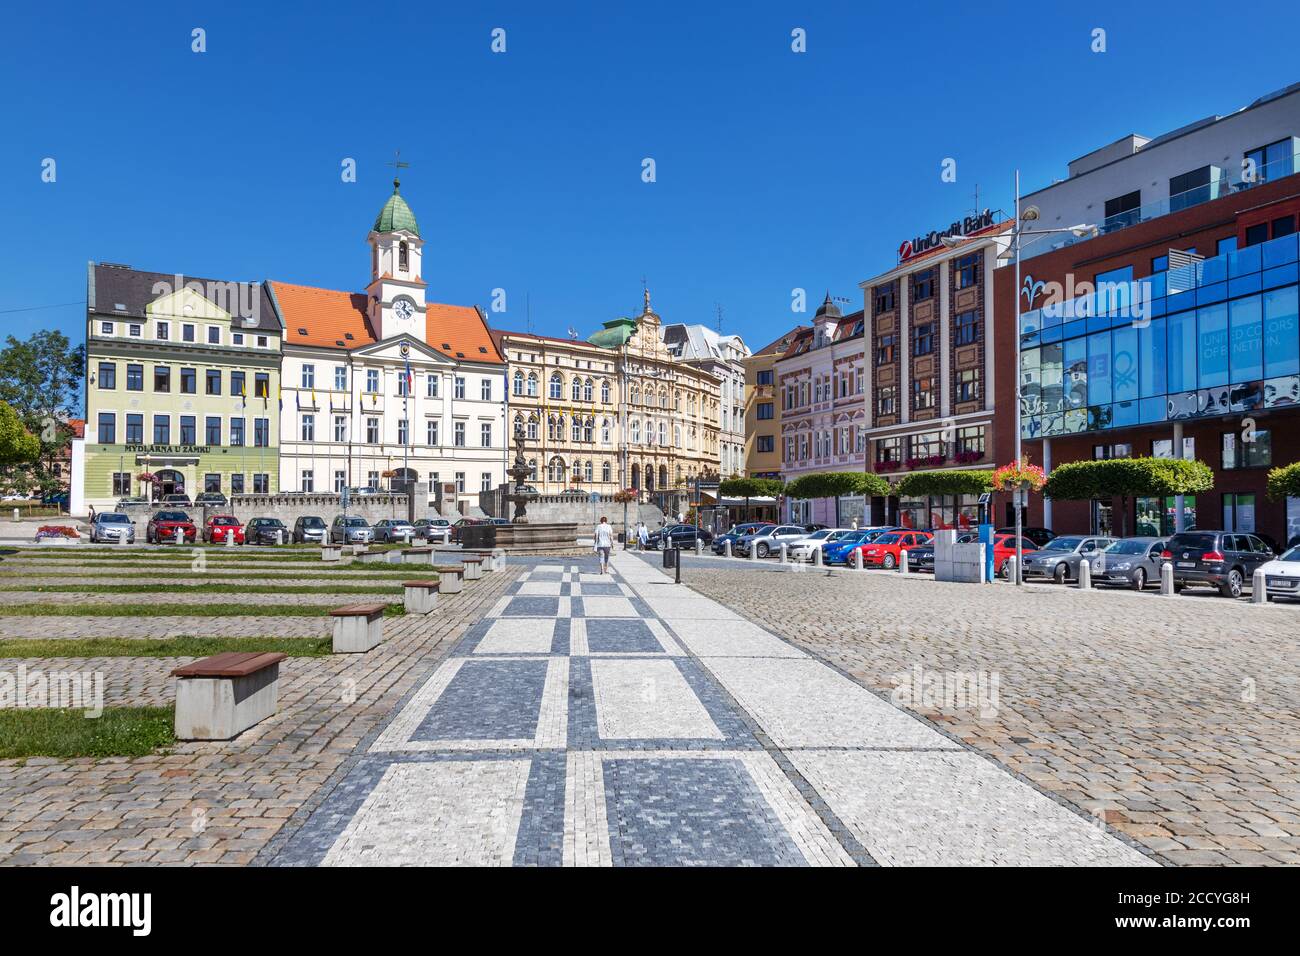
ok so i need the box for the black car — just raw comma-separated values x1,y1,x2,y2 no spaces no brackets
243,517,289,545
906,542,936,572
995,526,1056,549
647,524,714,550
1162,530,1276,598
195,492,228,508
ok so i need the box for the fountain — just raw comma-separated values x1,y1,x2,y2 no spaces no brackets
505,420,536,523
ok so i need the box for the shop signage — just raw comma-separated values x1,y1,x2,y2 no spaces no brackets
899,209,995,261
125,444,211,455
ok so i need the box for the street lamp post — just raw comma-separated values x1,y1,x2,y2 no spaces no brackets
942,169,1096,584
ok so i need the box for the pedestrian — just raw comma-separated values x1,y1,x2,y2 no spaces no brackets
637,521,648,550
87,504,96,523
594,516,614,573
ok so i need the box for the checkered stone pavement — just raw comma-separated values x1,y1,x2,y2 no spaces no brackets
268,553,1152,867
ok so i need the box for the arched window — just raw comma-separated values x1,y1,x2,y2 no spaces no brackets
584,460,593,482
601,461,611,483
674,391,681,411
688,427,696,450
571,377,581,402
631,464,640,490
547,415,557,440
583,416,593,443
528,458,537,480
630,384,640,406
630,419,641,443
658,422,667,446
583,378,593,402
601,380,610,403
527,414,538,440
549,373,562,399
513,371,524,396
398,240,408,271
571,459,582,482
646,467,656,492
571,418,582,442
659,465,668,489
527,373,538,397
601,418,611,443
547,456,566,484
674,425,681,447
660,390,668,409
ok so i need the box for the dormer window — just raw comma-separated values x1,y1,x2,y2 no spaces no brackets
398,241,409,271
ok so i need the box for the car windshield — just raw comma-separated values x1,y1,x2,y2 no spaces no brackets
344,518,367,526
1043,536,1082,551
301,518,325,528
262,519,286,528
805,530,833,540
99,513,130,523
156,512,188,521
212,517,238,526
875,533,902,545
1278,545,1300,562
1106,539,1151,555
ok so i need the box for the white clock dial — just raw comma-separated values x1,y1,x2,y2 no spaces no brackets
395,299,413,321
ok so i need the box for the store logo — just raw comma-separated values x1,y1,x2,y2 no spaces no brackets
899,209,995,261
1022,275,1047,306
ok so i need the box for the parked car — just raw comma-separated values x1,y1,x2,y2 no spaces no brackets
450,517,485,542
856,530,934,569
822,530,876,564
203,514,245,545
489,517,511,525
292,515,328,544
711,521,775,555
89,511,135,543
42,491,70,508
646,524,714,550
195,492,228,508
996,526,1057,549
735,524,809,558
1256,544,1300,600
1161,531,1276,598
146,510,196,544
1021,535,1116,583
373,518,416,543
787,528,854,561
162,493,193,508
1094,536,1167,590
116,495,150,507
413,518,451,539
802,523,828,534
243,517,289,545
331,515,374,544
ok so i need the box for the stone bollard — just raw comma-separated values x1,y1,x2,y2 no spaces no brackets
11,508,17,522
853,549,864,571
175,527,183,545
1078,558,1091,590
779,543,788,565
1160,561,1176,596
695,539,703,557
120,526,130,547
225,530,235,548
277,530,285,546
1252,568,1269,604
813,546,823,568
1004,555,1016,584
749,540,759,562
724,540,732,559
441,530,451,546
899,549,909,574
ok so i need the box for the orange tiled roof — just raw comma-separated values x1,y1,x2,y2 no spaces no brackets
270,281,502,363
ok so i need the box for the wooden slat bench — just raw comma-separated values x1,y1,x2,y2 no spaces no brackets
432,564,465,594
171,652,287,740
402,546,435,566
329,602,387,653
402,579,439,614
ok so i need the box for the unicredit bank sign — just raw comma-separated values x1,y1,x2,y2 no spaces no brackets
898,209,995,262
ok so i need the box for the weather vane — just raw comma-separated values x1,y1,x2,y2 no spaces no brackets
386,150,410,187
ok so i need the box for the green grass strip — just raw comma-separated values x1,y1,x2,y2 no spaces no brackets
0,706,175,759
0,602,406,618
0,570,421,582
0,635,333,658
0,583,403,596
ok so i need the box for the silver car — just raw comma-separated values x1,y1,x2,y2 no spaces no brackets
89,511,135,543
1020,534,1116,583
1094,537,1167,590
787,528,854,561
373,519,415,543
330,515,374,544
735,524,808,558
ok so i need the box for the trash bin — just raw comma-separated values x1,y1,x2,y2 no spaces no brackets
662,547,677,569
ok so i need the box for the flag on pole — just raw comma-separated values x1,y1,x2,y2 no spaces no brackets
403,357,413,397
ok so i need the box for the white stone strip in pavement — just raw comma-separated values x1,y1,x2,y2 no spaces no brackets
564,751,612,867
322,758,532,866
590,658,724,740
474,618,557,654
665,617,809,659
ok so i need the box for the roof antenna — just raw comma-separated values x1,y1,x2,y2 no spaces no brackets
525,292,533,335
715,303,723,333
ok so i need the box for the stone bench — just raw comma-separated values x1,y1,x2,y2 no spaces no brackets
402,579,439,614
432,564,465,594
402,547,435,566
456,548,505,571
329,603,387,653
171,652,287,740
460,555,485,580
321,544,343,562
356,550,387,564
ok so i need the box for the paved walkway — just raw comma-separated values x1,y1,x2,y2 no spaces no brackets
266,553,1152,866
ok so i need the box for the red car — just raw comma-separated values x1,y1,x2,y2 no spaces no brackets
203,514,245,545
856,530,933,569
450,517,484,542
993,533,1038,578
146,510,197,544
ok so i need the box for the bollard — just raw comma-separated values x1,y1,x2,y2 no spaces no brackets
442,530,451,546
749,540,759,562
899,549,909,574
780,543,788,565
853,549,864,571
11,508,17,522
277,530,284,546
813,546,823,568
1078,558,1091,590
724,540,732,559
1004,554,1016,584
174,527,183,545
1252,568,1269,604
695,539,703,557
120,526,130,546
225,530,234,548
1160,561,1175,596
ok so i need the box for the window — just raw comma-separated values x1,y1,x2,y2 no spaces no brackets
455,472,465,493
426,373,439,398
231,474,245,495
454,376,466,399
481,378,492,401
600,419,610,443
334,470,346,493
253,473,269,495
231,371,245,398
398,419,408,445
954,310,979,345
112,472,131,496
232,332,244,346
1222,430,1271,469
207,326,220,345
254,418,269,448
600,380,610,403
757,435,774,453
528,373,539,397
256,336,268,348
571,378,581,402
205,416,221,445
601,462,611,482
129,323,142,337
153,415,170,444
367,471,379,490
912,376,936,410
97,412,116,444
454,422,465,446
203,369,220,395
397,371,410,397
230,418,245,447
301,364,315,389
126,364,143,391
1217,236,1238,256
1152,437,1195,459
756,370,774,386
1169,165,1220,211
513,371,524,396
876,436,902,464
1245,138,1296,184
876,334,895,365
254,373,269,398
100,321,114,335
481,423,492,447
957,367,981,403
914,322,934,356
1104,190,1141,227
549,373,562,399
955,253,981,289
956,426,985,456
125,414,143,444
583,379,593,402
876,386,897,417
301,470,314,493
182,324,196,343
1244,222,1269,247
913,269,935,300
180,368,196,394
908,431,942,460
874,286,895,313
421,419,435,445
333,415,347,442
154,366,171,392
366,417,380,443
179,415,196,444
97,362,116,389
757,402,774,420
335,365,347,390
301,414,315,441
1223,493,1257,533
156,321,170,341
398,241,408,271
365,369,379,393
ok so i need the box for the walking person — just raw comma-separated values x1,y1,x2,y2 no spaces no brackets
637,521,648,551
594,516,614,574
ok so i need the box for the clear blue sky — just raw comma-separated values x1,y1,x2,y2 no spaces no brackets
3,0,1298,354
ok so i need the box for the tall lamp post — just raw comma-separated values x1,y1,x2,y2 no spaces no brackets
942,169,1097,583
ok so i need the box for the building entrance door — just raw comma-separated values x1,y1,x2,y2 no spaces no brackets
156,469,185,498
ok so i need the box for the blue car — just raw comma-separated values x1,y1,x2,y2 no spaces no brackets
822,527,901,564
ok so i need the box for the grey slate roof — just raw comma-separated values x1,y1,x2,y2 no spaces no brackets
88,262,280,333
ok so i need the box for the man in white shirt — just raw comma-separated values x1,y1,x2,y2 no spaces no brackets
594,516,614,574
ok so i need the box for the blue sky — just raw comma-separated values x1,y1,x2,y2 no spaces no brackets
3,0,1299,354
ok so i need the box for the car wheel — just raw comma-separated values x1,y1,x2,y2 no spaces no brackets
757,542,769,558
883,553,896,570
1053,562,1069,584
1132,568,1146,591
1220,568,1244,599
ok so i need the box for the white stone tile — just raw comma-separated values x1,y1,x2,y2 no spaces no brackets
640,596,741,620
323,758,532,866
703,658,958,749
475,618,556,654
578,595,637,618
666,618,806,658
590,659,723,739
788,749,1156,867
517,581,563,596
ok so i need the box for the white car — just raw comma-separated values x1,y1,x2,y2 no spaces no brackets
1257,545,1300,600
787,527,854,561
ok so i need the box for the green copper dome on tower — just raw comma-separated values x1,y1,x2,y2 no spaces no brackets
372,178,420,237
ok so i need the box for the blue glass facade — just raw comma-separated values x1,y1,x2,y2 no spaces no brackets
1018,232,1300,439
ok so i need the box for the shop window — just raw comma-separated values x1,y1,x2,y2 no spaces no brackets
1222,430,1271,469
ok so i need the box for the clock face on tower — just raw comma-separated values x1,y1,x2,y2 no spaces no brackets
394,297,414,321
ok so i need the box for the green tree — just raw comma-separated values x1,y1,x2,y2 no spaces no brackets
894,469,994,498
1266,461,1300,500
784,471,890,501
0,330,85,495
1043,457,1213,537
0,402,40,466
719,476,784,521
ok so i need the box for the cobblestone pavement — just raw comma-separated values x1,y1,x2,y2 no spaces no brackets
0,564,521,865
267,553,1151,866
653,554,1300,866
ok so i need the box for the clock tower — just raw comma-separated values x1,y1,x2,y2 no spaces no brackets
366,177,427,343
